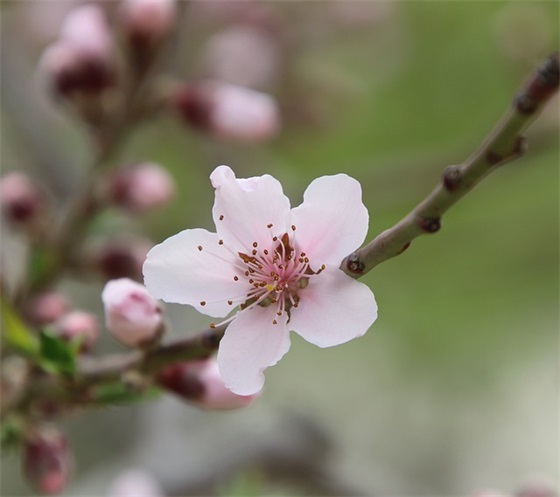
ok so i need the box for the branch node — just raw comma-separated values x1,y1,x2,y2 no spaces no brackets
345,253,365,275
442,165,463,191
417,216,441,233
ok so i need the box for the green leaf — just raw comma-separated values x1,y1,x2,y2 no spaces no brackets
28,248,57,289
38,330,78,376
0,417,24,452
1,299,40,357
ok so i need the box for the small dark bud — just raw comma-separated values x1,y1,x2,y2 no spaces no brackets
442,165,463,191
94,240,151,282
417,216,441,233
0,172,44,226
346,253,365,274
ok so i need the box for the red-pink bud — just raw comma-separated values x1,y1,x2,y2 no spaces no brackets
102,278,163,347
174,81,280,142
0,172,44,226
95,239,152,282
60,4,112,58
105,163,175,214
24,291,71,328
52,311,99,352
119,0,177,49
157,359,259,410
23,427,71,496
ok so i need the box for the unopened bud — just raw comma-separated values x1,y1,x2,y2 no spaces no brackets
53,311,99,352
0,172,44,226
174,81,280,142
119,0,177,50
95,239,152,281
24,291,71,328
105,163,175,214
102,278,163,348
23,427,71,496
60,4,112,58
108,468,163,497
157,359,259,410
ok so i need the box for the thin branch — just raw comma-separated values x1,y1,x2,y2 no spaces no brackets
341,52,559,277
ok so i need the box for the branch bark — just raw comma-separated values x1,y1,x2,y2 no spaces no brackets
341,52,559,277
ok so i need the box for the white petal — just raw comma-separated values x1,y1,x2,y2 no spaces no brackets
210,165,290,252
217,306,290,395
290,174,368,268
289,266,377,348
143,228,250,318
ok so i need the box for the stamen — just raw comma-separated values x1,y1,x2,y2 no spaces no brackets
267,223,273,228
253,242,258,248
219,215,224,221
233,276,239,281
200,301,206,306
291,225,296,231
198,246,203,251
218,240,223,245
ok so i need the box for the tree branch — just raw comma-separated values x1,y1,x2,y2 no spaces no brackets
341,52,559,277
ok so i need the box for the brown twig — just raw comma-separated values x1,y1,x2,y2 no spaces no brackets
341,52,559,277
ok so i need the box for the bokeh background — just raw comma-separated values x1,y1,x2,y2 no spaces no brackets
1,1,558,495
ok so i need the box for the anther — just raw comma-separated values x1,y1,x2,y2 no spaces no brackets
252,249,257,255
227,300,233,305
233,275,239,281
267,223,273,228
197,246,203,251
272,320,278,325
210,323,216,329
273,236,278,241
219,215,224,221
218,240,223,245
253,242,258,248
264,249,269,255
200,301,206,306
291,225,296,231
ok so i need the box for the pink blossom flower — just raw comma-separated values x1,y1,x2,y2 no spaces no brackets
119,0,177,48
144,166,377,395
102,278,163,347
108,468,163,497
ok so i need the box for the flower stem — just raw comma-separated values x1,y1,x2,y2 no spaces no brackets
341,52,559,277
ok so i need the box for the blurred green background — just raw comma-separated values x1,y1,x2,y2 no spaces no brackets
1,1,558,495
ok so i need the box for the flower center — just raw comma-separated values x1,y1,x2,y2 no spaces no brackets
236,229,324,324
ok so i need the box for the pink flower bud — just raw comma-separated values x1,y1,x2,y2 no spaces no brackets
174,81,280,142
24,291,71,327
517,476,558,497
0,172,44,226
106,163,175,214
102,278,163,347
108,468,163,497
38,40,115,97
95,239,152,282
59,4,112,58
157,359,259,410
23,427,71,496
119,0,177,49
53,311,99,352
